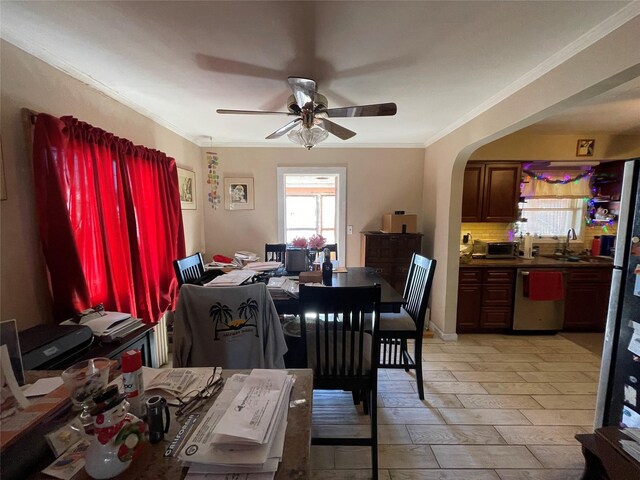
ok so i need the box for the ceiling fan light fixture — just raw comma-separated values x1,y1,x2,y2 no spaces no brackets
287,125,328,150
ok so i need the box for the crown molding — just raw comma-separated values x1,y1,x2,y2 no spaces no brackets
424,2,640,148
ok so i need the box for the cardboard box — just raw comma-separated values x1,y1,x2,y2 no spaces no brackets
382,214,417,233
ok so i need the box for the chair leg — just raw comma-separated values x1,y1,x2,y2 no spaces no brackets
352,390,361,405
362,389,370,416
401,339,410,372
414,335,424,400
370,388,378,480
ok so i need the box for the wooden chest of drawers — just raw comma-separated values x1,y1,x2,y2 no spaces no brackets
360,232,423,294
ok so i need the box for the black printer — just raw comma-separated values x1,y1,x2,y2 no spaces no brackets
19,324,93,370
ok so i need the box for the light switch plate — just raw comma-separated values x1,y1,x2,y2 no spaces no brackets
347,225,353,235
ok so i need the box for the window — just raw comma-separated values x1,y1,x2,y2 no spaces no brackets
277,167,346,265
518,198,586,240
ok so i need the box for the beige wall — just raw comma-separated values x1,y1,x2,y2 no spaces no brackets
423,17,640,338
201,147,425,266
0,41,205,330
471,132,640,160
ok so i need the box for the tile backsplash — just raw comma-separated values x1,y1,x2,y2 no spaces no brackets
460,222,617,256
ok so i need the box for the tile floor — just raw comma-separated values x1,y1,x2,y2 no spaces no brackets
310,332,603,480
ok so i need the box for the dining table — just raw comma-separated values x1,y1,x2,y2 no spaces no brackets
270,266,406,314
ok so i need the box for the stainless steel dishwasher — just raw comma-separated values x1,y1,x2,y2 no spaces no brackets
512,269,566,332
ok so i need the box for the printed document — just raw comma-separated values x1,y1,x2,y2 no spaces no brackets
205,270,257,286
213,369,289,444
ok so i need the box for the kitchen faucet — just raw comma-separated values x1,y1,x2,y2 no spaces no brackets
563,228,577,255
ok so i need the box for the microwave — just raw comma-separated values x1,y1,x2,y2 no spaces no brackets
474,241,518,259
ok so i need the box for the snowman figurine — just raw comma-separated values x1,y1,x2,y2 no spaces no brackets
84,385,146,479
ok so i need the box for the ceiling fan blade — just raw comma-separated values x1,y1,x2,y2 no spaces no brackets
321,102,397,118
288,77,316,109
320,119,356,140
217,109,292,115
266,118,302,139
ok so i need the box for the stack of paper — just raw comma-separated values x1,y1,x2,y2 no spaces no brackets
266,277,299,300
243,261,283,272
205,270,257,287
235,251,260,265
621,428,640,462
179,369,294,479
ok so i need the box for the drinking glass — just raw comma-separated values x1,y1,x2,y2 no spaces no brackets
61,357,111,428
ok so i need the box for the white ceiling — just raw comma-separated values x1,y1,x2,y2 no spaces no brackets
1,1,638,147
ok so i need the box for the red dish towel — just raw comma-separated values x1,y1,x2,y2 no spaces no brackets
524,271,564,301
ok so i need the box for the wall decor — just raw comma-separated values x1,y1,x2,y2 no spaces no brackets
576,139,595,157
206,151,221,209
177,167,196,210
224,177,254,210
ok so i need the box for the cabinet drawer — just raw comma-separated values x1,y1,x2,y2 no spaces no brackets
566,268,612,284
484,269,514,284
482,285,513,306
459,269,482,284
480,307,512,329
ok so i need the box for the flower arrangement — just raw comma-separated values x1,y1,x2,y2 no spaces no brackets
308,234,327,250
290,236,308,248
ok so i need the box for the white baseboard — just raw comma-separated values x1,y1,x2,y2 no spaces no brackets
429,321,458,342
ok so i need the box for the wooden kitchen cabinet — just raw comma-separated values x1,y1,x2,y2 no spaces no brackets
457,267,514,333
564,267,612,331
461,162,521,222
360,232,423,294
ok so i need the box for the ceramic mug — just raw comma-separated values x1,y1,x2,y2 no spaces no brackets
145,395,170,444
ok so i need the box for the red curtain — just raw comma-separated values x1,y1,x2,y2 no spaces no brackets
32,114,185,323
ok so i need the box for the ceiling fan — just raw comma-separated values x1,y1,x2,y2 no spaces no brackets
216,77,397,149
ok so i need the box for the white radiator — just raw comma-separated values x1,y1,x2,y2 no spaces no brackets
153,312,170,367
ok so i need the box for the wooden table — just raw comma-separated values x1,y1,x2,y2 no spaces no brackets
576,426,640,479
272,266,406,314
24,369,313,480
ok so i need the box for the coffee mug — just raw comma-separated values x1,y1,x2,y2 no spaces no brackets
145,395,170,444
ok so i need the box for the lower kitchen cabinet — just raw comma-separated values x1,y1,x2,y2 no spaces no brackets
457,268,514,333
564,268,612,331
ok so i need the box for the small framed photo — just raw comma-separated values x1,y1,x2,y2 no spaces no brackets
224,177,254,210
177,167,196,210
576,139,595,157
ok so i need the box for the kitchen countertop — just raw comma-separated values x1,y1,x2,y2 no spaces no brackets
460,256,614,268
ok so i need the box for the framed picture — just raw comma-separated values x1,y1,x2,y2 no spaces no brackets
576,139,595,157
177,167,196,210
224,177,254,210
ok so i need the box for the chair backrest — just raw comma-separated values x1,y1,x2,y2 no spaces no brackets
173,252,205,287
298,284,381,390
402,254,437,331
265,243,287,263
173,283,287,369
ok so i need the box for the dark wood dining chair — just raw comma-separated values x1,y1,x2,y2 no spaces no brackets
378,254,436,400
265,243,287,263
173,252,205,287
299,283,381,480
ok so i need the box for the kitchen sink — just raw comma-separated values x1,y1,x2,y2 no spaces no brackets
540,254,612,264
578,256,614,264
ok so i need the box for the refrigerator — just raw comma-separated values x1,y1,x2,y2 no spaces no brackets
595,158,640,428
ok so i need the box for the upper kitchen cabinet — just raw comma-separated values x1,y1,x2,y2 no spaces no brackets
461,162,522,222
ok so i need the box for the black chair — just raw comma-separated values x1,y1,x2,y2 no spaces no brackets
173,252,205,287
265,243,287,263
377,254,436,400
299,284,381,480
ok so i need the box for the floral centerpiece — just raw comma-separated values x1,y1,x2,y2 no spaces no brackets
290,236,308,249
308,234,327,251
